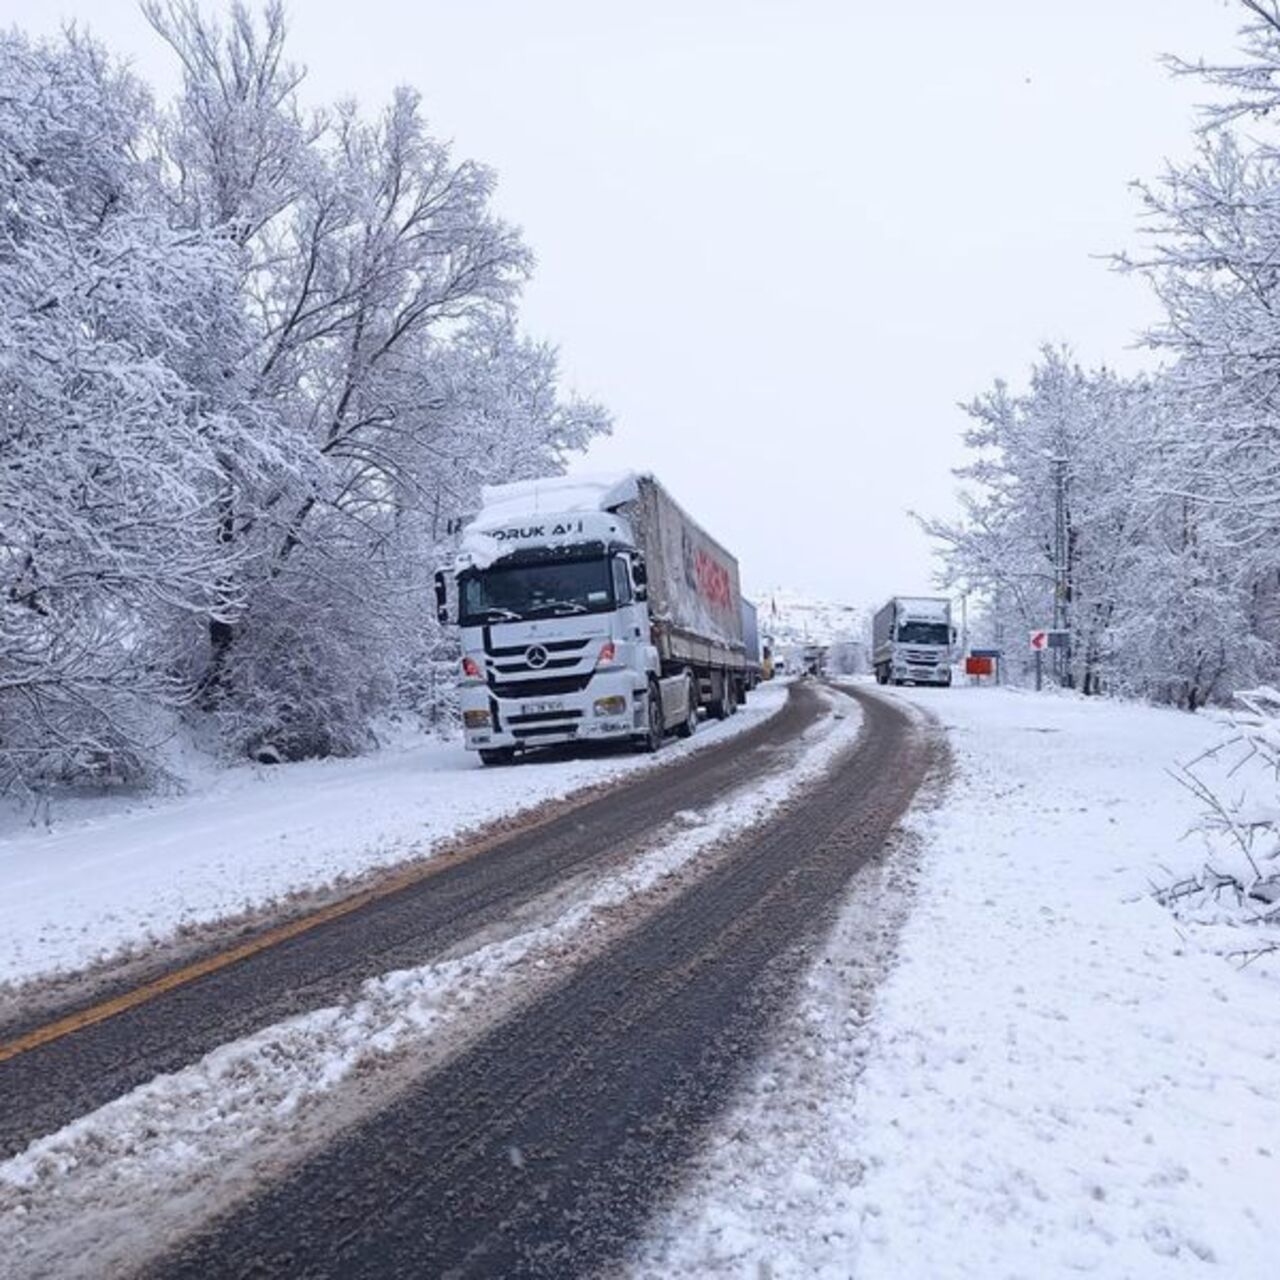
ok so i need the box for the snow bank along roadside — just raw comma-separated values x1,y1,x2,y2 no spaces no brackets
0,688,862,1280
632,684,1280,1279
0,683,791,993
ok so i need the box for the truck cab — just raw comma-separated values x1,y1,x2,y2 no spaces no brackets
873,596,955,687
441,511,671,763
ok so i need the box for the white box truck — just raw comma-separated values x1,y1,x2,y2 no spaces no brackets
435,474,749,764
872,596,955,687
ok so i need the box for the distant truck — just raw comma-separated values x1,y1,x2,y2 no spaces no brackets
741,599,762,689
436,473,750,764
872,597,955,687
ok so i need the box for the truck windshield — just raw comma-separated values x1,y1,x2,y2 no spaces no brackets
897,622,950,645
459,558,614,625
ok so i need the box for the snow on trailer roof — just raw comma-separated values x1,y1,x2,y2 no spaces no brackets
896,596,951,619
474,472,643,523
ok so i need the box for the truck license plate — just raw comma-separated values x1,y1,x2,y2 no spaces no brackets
523,700,565,715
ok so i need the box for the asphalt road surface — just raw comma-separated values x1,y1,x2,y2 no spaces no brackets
0,684,827,1158
148,684,933,1279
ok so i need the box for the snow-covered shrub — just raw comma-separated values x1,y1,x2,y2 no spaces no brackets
1161,688,1280,968
211,580,394,764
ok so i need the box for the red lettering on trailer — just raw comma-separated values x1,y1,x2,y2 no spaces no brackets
694,550,732,609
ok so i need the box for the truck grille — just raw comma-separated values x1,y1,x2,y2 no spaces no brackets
904,649,939,666
487,638,590,659
485,637,595,680
492,655,581,674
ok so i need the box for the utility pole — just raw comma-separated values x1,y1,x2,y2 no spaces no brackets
992,585,1005,685
1051,454,1072,688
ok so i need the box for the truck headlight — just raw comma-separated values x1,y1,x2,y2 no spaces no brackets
593,695,627,717
463,709,491,729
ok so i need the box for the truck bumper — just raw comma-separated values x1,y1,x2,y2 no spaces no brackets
893,664,951,685
461,669,645,753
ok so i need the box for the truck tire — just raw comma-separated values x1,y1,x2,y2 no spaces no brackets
479,747,515,767
636,679,664,753
712,673,733,721
675,674,698,739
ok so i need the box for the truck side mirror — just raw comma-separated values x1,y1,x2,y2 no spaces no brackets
951,626,958,644
632,557,648,601
434,570,450,625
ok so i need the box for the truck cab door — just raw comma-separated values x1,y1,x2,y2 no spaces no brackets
615,555,658,673
612,556,643,637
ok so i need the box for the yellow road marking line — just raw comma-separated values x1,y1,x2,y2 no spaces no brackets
1,691,803,1067
0,800,576,1066
0,871,420,1065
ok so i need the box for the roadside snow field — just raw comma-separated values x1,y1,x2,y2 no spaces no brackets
634,683,1280,1279
0,684,789,990
0,688,861,1280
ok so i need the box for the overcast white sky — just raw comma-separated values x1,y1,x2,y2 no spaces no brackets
7,0,1245,605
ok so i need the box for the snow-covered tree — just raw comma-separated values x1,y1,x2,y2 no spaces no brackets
1110,1,1280,700
143,1,608,758
0,29,291,789
924,348,1261,705
1,5,609,786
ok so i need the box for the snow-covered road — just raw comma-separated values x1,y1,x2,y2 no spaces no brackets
0,684,789,991
1,684,873,1280
635,682,1280,1279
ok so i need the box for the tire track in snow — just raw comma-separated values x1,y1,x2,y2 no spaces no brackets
148,686,934,1280
0,684,820,1162
2,688,867,1279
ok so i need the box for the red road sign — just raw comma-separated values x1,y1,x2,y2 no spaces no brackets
966,656,994,676
1030,630,1049,652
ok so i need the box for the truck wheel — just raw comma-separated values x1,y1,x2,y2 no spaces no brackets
712,674,732,721
479,747,515,767
636,679,664,753
675,675,698,739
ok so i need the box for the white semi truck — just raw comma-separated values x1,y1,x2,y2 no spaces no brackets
872,596,955,687
435,474,749,764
